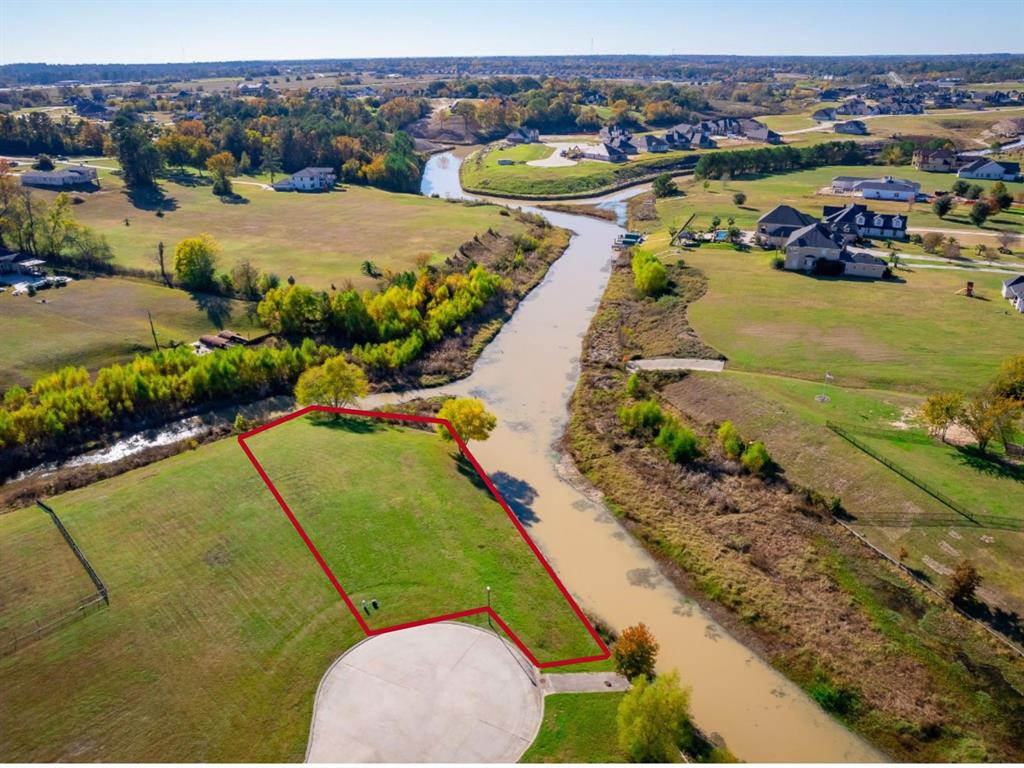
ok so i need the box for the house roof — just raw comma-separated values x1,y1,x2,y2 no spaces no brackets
854,177,919,193
785,222,842,251
1003,274,1024,289
822,203,907,229
757,204,817,229
841,251,886,266
960,158,1020,175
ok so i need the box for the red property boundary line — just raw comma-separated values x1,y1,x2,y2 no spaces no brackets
237,404,610,669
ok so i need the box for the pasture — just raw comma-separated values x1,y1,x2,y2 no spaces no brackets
34,169,527,290
0,277,264,389
0,415,600,761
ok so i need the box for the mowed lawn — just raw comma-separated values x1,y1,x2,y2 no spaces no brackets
35,170,527,289
243,416,602,663
460,143,699,196
0,418,600,761
0,277,264,389
642,165,1024,237
676,247,1022,393
519,692,627,763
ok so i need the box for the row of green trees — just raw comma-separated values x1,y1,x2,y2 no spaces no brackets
693,141,866,180
0,111,105,156
257,265,506,369
0,340,330,453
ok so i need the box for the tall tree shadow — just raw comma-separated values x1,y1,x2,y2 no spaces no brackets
488,470,539,526
189,291,233,327
123,184,179,212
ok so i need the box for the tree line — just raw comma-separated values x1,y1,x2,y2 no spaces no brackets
0,111,105,156
694,141,868,180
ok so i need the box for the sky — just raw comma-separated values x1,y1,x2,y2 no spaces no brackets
1,0,1022,64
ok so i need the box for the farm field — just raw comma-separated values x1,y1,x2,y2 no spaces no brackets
0,276,264,389
661,244,1023,393
0,415,601,761
519,692,627,763
32,168,528,290
638,164,1024,236
460,142,700,197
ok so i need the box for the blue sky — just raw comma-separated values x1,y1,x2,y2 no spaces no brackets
2,0,1022,64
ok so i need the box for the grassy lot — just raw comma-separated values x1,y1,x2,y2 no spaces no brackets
639,165,1024,236
0,417,601,761
0,277,264,389
460,143,700,197
0,506,101,650
519,692,627,763
35,169,527,290
661,244,1022,393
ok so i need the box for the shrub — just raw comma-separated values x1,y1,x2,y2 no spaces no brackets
618,399,664,436
612,623,659,681
922,232,944,253
770,255,785,270
808,675,860,717
655,420,700,464
945,560,982,604
732,191,747,206
717,420,745,459
625,372,642,398
740,440,773,475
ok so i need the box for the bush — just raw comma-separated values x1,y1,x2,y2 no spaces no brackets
922,231,944,253
625,372,642,398
808,675,860,717
618,399,663,436
945,560,982,604
740,440,773,475
717,420,745,459
732,191,747,206
770,255,785,270
655,420,700,464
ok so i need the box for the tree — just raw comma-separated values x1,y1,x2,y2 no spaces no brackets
717,420,744,459
922,232,944,253
942,239,961,260
921,392,964,442
931,194,953,219
436,397,497,442
741,441,773,476
945,560,982,604
33,154,54,171
992,354,1024,401
968,201,990,227
987,181,1013,211
613,623,659,681
206,151,237,196
967,184,984,201
231,259,262,299
154,240,169,285
111,118,162,187
951,179,969,197
632,251,667,296
655,421,700,464
294,355,368,409
173,234,219,291
960,390,1022,454
651,173,677,198
617,671,693,763
260,144,282,183
732,191,747,206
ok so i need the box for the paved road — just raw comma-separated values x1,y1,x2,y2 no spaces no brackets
306,622,544,763
626,358,726,373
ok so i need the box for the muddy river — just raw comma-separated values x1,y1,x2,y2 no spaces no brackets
381,150,885,762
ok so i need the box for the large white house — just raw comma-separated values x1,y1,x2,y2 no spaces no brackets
958,158,1021,181
830,175,920,202
272,167,336,192
1002,275,1024,314
20,165,98,188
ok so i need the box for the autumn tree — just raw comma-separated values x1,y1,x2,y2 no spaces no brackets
991,354,1024,402
436,397,497,442
960,390,1022,454
922,232,944,253
294,355,368,409
616,671,693,762
945,560,982,604
173,234,219,291
986,181,1013,212
921,392,964,442
206,151,237,196
613,622,659,681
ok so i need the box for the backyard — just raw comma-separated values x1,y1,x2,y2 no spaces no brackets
0,414,602,761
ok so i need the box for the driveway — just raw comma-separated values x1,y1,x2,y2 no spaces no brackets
306,622,543,763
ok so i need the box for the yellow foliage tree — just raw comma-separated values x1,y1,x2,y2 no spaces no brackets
436,397,497,443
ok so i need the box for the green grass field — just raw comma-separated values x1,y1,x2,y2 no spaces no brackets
0,277,264,389
674,246,1021,393
36,168,527,290
0,416,600,761
519,692,627,763
460,143,699,197
641,165,1024,237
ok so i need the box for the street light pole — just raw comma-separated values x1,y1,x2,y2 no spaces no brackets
486,586,492,628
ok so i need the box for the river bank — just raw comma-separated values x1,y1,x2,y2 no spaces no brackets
565,226,1024,760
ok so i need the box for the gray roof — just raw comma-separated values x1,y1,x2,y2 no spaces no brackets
1003,274,1024,288
758,204,816,228
842,251,886,266
785,222,842,251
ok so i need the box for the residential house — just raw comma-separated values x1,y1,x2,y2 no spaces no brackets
0,252,45,276
1002,275,1024,313
783,223,887,278
20,165,98,188
607,135,638,155
736,118,782,144
833,120,868,135
756,204,817,246
912,148,958,173
580,143,627,163
822,203,908,241
633,134,669,153
958,158,1021,181
272,166,336,192
505,126,540,144
598,125,631,143
830,175,920,201
812,108,837,122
